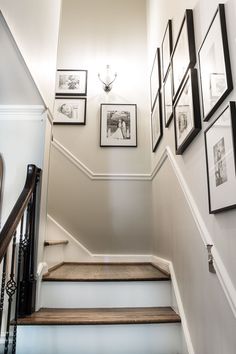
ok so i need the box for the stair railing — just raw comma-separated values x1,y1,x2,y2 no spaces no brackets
0,163,41,354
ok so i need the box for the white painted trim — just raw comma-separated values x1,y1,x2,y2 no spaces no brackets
52,139,152,181
0,105,46,120
152,256,195,354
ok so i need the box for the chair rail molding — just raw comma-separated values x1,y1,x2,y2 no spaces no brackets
51,139,236,318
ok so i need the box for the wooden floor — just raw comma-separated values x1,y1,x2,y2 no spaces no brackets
17,307,180,326
43,263,170,282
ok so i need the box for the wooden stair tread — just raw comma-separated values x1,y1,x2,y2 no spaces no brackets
43,262,170,282
44,240,69,246
16,307,180,325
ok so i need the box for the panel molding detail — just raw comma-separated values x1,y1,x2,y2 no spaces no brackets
0,105,46,120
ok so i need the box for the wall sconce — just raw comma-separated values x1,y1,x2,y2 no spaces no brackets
98,65,117,93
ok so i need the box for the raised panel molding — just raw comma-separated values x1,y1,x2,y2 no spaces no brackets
0,105,46,120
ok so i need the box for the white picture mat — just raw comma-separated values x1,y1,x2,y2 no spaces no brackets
55,70,87,95
199,11,226,117
162,26,171,77
152,98,161,146
206,106,236,211
53,98,86,123
151,53,160,107
164,68,173,124
100,105,137,146
172,20,189,95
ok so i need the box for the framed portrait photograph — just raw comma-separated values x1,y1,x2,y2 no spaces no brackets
100,104,137,147
151,92,163,152
198,4,233,122
53,98,87,125
150,48,161,111
172,9,196,102
161,20,173,82
173,69,201,155
55,69,88,96
204,102,236,214
163,65,173,127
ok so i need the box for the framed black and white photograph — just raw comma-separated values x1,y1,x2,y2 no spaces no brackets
55,69,88,96
172,9,196,101
198,4,233,122
161,19,173,82
173,69,201,155
100,104,137,147
205,102,236,214
150,48,161,111
151,92,163,152
53,97,87,125
163,65,173,127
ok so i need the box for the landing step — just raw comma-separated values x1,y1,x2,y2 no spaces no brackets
43,262,170,282
44,240,69,246
16,307,180,326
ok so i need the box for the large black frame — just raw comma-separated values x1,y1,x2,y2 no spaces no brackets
151,92,163,152
204,102,236,214
198,4,233,122
161,19,173,82
172,9,196,102
150,48,161,112
173,68,201,155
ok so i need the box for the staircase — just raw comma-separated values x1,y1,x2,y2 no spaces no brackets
16,262,183,354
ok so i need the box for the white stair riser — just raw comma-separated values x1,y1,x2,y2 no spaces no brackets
17,323,182,354
40,281,171,308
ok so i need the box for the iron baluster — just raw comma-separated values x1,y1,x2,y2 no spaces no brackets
0,254,7,334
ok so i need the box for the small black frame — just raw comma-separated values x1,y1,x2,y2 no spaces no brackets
55,69,88,96
151,92,163,152
161,19,173,82
163,65,174,127
172,9,196,102
53,97,87,125
198,4,233,122
150,48,161,112
173,68,201,155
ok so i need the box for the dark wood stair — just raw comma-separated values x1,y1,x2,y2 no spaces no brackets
43,262,170,282
16,307,180,326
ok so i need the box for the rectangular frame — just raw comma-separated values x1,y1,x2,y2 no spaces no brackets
198,4,233,122
150,48,161,112
163,65,174,127
55,69,88,96
172,9,196,102
204,102,236,213
100,104,137,147
151,92,163,152
173,68,201,155
53,97,87,125
161,19,173,82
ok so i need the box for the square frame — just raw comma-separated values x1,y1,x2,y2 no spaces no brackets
198,4,233,122
172,9,196,102
150,48,161,111
55,69,88,96
161,20,173,82
53,97,87,125
173,68,201,155
204,102,236,213
100,104,137,147
163,65,174,127
151,92,163,152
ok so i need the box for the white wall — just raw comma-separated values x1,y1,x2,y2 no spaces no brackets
0,0,62,112
147,0,236,352
48,0,153,253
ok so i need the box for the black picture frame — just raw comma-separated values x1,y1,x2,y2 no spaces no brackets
53,97,87,125
150,48,161,112
198,4,233,122
163,65,174,127
151,92,163,152
172,9,196,102
55,69,88,96
173,68,201,155
100,104,137,147
161,19,173,82
204,102,236,213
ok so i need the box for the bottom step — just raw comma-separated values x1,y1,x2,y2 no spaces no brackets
17,323,182,354
16,307,181,325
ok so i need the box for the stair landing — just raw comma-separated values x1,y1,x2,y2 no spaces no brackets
43,262,170,282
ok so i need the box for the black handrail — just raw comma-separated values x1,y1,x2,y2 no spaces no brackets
0,165,40,263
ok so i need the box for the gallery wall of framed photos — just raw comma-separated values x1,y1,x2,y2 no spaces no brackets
149,3,236,214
